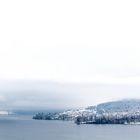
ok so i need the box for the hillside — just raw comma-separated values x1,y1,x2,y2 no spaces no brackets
33,100,140,124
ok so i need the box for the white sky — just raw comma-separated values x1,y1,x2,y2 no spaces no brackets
0,0,140,109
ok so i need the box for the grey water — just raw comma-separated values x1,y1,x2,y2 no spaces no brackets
0,115,140,140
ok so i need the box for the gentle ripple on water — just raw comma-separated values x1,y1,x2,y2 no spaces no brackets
0,115,139,140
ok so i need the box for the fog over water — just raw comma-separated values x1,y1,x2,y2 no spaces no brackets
0,80,140,111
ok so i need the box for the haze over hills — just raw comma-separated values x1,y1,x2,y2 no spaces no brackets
2,80,140,111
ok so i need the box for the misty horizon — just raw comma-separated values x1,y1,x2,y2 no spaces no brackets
1,0,140,140
1,79,140,111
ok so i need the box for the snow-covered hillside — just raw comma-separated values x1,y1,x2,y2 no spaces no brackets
33,100,140,124
95,100,140,113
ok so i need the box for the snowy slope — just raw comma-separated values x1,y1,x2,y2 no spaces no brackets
33,99,140,124
95,100,140,113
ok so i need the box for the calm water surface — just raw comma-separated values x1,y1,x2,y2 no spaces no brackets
0,115,139,140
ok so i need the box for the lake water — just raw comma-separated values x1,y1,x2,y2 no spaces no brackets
0,115,140,140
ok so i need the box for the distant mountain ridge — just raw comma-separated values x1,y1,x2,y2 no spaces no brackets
33,99,140,124
95,100,140,113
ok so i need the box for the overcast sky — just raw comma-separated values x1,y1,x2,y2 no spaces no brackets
0,0,140,110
